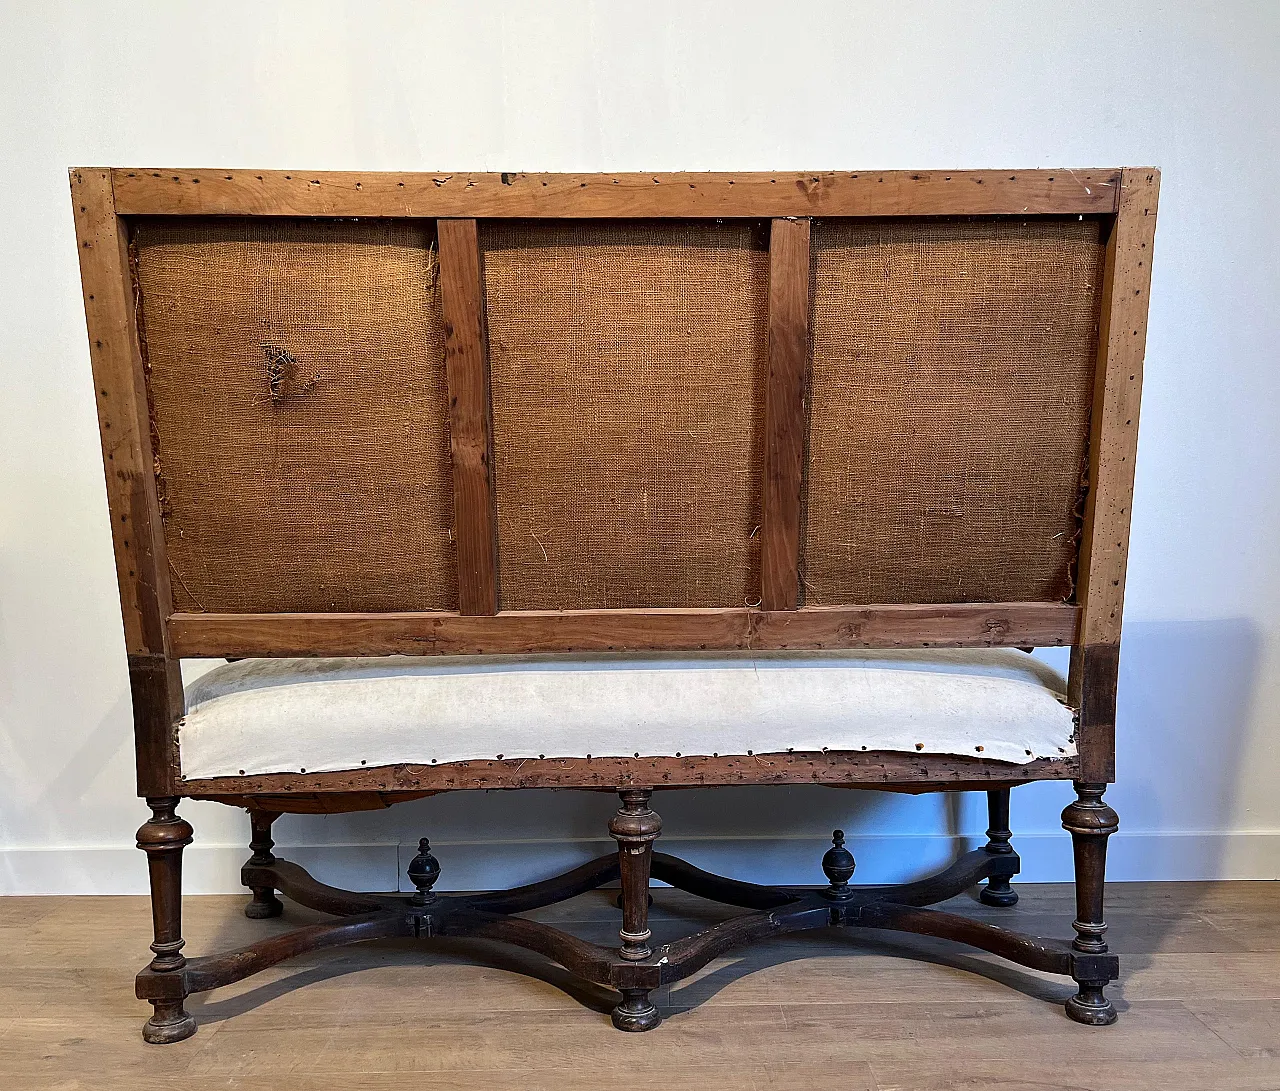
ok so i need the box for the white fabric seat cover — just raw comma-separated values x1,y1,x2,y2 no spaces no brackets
178,649,1076,780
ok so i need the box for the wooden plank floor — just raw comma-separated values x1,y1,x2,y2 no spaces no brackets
3,881,1280,1090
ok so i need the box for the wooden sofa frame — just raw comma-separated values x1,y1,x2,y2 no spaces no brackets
70,166,1159,1042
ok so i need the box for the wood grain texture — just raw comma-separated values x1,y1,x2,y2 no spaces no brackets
180,752,1077,796
70,169,173,654
166,602,1079,658
761,218,811,610
1075,168,1160,646
106,168,1122,218
437,219,498,614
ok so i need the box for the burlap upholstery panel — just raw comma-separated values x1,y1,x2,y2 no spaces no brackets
481,220,769,610
804,217,1105,605
133,218,455,613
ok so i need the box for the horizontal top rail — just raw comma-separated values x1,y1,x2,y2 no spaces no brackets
105,168,1123,218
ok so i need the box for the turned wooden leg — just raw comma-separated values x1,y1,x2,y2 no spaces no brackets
1062,782,1120,1025
609,788,661,1031
137,797,196,1044
244,810,284,919
980,788,1019,907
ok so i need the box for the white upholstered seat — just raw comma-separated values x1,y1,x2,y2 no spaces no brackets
178,649,1076,780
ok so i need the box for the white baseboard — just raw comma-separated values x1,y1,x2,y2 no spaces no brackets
4,830,1280,895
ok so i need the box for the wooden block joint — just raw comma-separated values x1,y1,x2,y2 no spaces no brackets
1072,641,1120,784
128,653,184,797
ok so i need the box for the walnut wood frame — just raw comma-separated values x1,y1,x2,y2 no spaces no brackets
72,166,1158,1041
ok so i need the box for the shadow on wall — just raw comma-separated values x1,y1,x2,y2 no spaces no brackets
1106,616,1264,880
252,616,1267,890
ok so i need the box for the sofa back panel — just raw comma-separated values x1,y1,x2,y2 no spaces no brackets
129,214,1104,619
76,168,1157,662
481,220,770,610
132,217,456,613
804,217,1105,606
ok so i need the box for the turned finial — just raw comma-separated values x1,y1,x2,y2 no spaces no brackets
407,837,441,906
822,829,856,899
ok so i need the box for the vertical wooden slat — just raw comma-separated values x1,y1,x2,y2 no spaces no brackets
1069,167,1160,783
71,168,182,795
760,217,812,610
437,218,499,615
1074,169,1160,650
71,169,172,654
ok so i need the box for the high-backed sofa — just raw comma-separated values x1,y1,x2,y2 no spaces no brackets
70,166,1158,1041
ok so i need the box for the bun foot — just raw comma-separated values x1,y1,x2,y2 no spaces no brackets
142,1002,197,1044
1065,984,1117,1026
980,880,1019,907
611,989,661,1032
244,890,283,919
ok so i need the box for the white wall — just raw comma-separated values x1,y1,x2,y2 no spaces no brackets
2,1,1278,894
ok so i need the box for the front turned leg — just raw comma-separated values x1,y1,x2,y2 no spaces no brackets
1062,782,1120,1025
609,788,662,1031
243,809,284,919
980,788,1020,907
137,798,196,1044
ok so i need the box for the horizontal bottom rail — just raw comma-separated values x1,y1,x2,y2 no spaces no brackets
168,602,1080,658
185,751,1077,797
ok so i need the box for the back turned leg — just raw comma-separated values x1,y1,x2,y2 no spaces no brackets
980,788,1019,907
244,809,284,919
